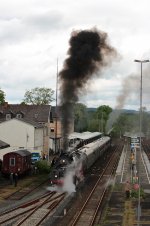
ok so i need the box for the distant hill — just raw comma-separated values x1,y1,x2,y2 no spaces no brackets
87,108,97,112
122,109,138,114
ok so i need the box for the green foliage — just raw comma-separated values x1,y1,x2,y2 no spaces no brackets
73,103,150,137
96,105,112,118
74,103,88,132
73,104,113,133
95,105,112,133
131,188,145,199
0,89,5,104
35,160,50,173
23,87,54,105
112,109,150,137
112,114,128,137
87,118,99,132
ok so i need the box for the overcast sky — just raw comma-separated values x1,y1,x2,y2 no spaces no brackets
1,0,150,110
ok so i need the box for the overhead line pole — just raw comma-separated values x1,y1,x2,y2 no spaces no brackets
134,59,149,226
55,58,59,154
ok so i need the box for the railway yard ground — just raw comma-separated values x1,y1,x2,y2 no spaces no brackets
1,138,150,225
0,173,50,211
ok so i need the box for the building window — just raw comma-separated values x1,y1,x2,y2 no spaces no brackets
10,158,15,166
6,114,11,120
39,122,45,125
51,128,54,132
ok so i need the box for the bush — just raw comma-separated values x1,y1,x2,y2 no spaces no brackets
35,160,51,174
131,188,145,199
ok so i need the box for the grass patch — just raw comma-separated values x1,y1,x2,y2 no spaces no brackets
122,200,135,226
131,188,145,199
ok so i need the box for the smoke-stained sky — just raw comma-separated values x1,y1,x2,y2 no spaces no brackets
1,0,150,110
59,29,117,148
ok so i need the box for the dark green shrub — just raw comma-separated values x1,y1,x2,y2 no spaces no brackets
131,188,145,199
35,160,51,174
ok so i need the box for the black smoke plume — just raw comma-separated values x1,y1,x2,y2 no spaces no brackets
59,28,116,151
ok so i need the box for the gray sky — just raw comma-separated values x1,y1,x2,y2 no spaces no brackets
1,0,150,110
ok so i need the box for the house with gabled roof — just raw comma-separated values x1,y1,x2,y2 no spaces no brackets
0,103,75,158
0,102,51,124
0,103,51,159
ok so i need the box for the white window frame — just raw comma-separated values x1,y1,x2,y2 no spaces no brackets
9,158,15,166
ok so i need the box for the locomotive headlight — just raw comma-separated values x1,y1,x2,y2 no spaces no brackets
55,175,58,178
62,160,65,163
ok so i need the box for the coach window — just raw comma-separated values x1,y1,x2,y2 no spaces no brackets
10,158,15,166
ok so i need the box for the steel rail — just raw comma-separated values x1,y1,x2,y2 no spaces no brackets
16,192,65,226
69,144,122,226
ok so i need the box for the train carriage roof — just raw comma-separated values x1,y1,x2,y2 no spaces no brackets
79,136,110,156
69,132,102,140
3,149,31,158
15,149,31,156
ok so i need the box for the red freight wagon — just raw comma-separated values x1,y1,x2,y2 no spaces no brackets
2,149,31,176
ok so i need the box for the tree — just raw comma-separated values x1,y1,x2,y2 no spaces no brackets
112,113,129,137
111,111,148,138
74,103,88,132
87,118,99,132
0,89,5,104
95,105,112,133
23,87,54,105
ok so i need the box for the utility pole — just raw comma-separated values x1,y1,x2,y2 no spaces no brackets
134,59,149,226
55,58,59,154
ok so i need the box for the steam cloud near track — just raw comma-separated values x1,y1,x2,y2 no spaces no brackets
59,28,117,150
106,65,150,133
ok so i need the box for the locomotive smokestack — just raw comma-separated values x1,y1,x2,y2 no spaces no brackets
59,28,116,151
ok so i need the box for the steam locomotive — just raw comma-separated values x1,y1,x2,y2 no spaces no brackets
49,132,111,187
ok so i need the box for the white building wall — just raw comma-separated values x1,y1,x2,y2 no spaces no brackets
0,119,43,160
34,128,43,151
0,147,12,161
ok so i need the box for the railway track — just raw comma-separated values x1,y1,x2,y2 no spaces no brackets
0,177,49,201
68,145,122,226
5,179,49,200
52,144,122,226
0,143,124,226
0,191,66,226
